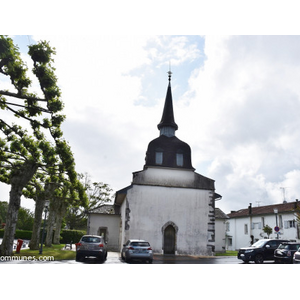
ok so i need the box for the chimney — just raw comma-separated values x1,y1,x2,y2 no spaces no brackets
248,203,252,215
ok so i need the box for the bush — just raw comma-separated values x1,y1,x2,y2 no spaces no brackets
0,228,86,244
0,229,32,240
60,229,86,244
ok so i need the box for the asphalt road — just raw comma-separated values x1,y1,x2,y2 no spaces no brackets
0,252,245,264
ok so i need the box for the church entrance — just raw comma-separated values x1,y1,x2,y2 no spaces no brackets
163,225,176,254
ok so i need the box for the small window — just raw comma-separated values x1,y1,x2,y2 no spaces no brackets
155,151,163,165
176,153,183,166
244,224,248,234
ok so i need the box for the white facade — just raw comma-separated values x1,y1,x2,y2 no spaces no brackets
226,202,300,250
116,167,216,256
88,212,120,251
214,208,229,253
87,74,220,256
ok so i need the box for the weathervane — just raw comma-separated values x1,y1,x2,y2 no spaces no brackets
168,61,172,81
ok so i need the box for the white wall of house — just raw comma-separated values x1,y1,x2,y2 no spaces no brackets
215,218,227,252
88,213,120,251
226,212,299,250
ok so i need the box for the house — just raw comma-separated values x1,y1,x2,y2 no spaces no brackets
225,200,300,250
88,72,221,256
215,207,229,253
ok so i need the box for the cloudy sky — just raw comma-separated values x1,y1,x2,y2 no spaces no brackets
2,34,300,214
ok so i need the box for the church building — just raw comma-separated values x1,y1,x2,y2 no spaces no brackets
88,72,220,256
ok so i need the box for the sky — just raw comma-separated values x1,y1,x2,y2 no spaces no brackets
2,34,300,215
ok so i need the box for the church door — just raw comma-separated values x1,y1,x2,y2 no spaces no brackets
164,225,176,254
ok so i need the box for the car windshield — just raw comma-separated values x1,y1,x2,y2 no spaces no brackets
251,240,267,248
82,237,101,243
278,244,300,250
131,242,150,247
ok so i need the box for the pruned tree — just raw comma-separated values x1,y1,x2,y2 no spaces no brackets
0,36,87,255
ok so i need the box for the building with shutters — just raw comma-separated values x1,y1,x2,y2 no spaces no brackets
225,200,300,251
87,72,221,256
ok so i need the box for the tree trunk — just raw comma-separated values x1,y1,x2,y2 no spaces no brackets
29,197,45,250
29,183,56,250
53,202,67,244
45,203,56,247
0,161,38,256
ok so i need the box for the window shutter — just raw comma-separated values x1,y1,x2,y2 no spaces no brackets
284,221,288,229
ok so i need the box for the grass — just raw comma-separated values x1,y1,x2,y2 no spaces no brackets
215,251,238,256
13,244,76,261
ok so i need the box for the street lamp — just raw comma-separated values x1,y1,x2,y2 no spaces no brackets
39,200,50,254
274,208,279,239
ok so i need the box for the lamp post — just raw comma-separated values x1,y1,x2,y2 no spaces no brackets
274,208,279,239
39,200,50,254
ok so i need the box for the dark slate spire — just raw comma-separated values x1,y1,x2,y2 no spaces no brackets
157,71,178,137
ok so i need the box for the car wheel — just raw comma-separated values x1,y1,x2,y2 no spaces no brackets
254,254,264,264
97,254,105,263
76,253,83,262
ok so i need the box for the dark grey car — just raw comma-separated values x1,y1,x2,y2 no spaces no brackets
76,235,107,262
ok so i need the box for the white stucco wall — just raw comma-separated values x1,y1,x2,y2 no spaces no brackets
215,219,227,252
88,214,120,251
121,183,214,255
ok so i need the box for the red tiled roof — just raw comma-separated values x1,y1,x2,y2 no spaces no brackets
227,201,299,218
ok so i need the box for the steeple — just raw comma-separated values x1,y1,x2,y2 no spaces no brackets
157,71,178,137
144,70,194,170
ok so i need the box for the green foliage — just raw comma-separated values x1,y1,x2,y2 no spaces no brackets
0,202,34,231
0,229,32,240
60,229,86,244
263,225,272,238
16,207,34,231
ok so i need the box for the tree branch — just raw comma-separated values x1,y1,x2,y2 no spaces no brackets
0,90,47,102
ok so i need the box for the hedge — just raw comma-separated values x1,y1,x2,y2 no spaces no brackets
60,229,86,244
0,229,86,243
0,229,32,240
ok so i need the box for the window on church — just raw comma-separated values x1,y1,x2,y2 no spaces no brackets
155,151,163,165
176,153,183,166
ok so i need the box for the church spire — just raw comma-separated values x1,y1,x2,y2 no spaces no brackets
157,70,178,137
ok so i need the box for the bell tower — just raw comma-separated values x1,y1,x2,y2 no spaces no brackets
144,72,194,170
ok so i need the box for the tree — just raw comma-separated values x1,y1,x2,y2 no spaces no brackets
262,225,272,238
0,201,34,230
0,36,87,255
64,173,113,230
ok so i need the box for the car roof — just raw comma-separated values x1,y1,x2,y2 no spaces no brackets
280,242,300,244
128,239,146,242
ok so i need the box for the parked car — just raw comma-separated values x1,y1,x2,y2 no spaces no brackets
75,235,107,262
274,242,300,264
238,239,289,264
293,247,300,264
121,239,153,263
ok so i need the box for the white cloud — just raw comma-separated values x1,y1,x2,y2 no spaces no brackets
180,35,300,212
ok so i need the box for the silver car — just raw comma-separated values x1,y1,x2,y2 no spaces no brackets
121,239,153,263
293,247,300,264
76,235,107,262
